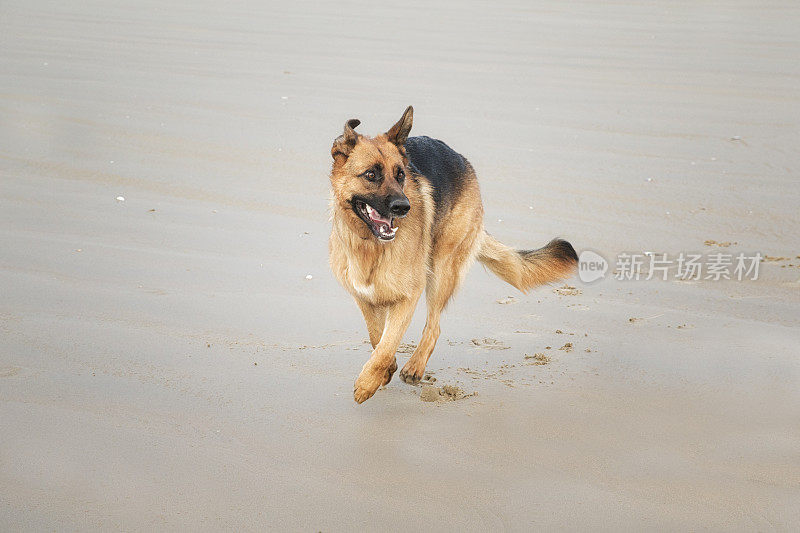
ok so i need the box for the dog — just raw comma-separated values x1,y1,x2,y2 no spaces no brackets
328,106,578,403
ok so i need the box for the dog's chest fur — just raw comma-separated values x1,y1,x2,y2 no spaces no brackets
330,217,428,306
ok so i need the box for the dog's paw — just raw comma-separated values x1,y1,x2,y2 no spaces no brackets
354,366,384,404
399,359,425,385
354,357,398,403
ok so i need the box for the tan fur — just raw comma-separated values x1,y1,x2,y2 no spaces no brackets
477,235,578,293
329,107,577,403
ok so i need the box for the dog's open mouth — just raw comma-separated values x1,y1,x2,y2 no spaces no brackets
354,200,397,241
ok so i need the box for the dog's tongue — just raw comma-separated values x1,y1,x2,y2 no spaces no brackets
366,204,391,226
366,204,396,239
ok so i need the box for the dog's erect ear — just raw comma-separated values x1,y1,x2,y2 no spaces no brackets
331,118,361,160
386,106,413,147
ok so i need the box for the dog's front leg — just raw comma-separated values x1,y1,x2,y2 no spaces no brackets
355,299,387,348
354,294,420,404
355,299,397,386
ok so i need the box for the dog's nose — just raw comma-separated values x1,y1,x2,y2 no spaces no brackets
389,197,410,217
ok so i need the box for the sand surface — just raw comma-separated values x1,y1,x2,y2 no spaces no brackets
2,0,800,530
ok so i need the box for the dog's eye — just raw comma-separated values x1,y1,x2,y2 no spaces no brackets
364,170,376,181
397,169,405,180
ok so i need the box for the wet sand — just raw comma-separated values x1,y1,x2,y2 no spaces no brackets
2,0,799,530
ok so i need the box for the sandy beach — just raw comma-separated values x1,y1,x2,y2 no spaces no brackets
2,0,799,530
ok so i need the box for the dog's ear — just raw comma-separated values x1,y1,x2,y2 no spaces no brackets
331,118,361,160
386,106,413,147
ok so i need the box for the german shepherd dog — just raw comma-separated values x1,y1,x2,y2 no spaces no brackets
329,107,578,403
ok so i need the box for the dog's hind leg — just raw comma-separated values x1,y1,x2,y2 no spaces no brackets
400,232,481,384
354,293,421,403
398,291,446,385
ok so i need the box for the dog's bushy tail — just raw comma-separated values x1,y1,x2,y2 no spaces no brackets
477,232,578,293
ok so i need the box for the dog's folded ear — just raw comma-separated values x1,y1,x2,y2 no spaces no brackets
331,118,361,160
386,106,413,147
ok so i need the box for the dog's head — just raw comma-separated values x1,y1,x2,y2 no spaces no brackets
330,106,413,242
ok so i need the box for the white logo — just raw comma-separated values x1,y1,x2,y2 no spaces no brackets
578,250,608,283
